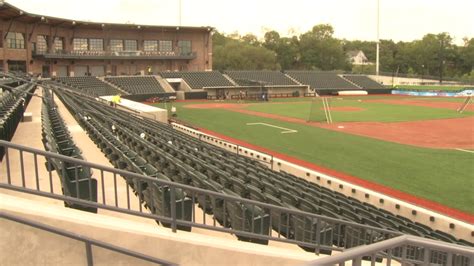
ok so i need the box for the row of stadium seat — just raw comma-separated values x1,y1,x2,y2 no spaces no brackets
343,75,386,89
225,71,298,86
41,88,98,213
53,87,472,251
55,77,121,96
105,76,166,94
0,80,35,159
52,71,386,95
286,71,355,90
160,71,235,89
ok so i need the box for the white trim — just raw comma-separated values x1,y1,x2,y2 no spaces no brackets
246,122,297,134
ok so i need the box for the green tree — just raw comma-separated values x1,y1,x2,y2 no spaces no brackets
263,30,301,69
212,31,278,71
299,24,350,70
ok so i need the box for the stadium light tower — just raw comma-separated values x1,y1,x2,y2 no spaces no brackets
376,0,380,77
178,0,182,26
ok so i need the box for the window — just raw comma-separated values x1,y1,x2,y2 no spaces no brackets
178,40,192,55
36,35,48,53
53,37,64,52
73,38,88,50
89,38,103,51
124,40,137,51
159,40,172,52
110,39,123,52
144,40,158,51
8,61,26,72
6,32,25,49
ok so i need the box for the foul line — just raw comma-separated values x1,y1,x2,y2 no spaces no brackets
246,122,297,134
455,148,474,154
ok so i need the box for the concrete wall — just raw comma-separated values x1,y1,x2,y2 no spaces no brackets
0,194,317,266
171,123,474,243
369,75,463,86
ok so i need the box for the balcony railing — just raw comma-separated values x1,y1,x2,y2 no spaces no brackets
32,50,197,60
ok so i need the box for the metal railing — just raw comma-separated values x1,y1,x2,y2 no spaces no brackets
305,235,474,266
170,122,274,169
0,212,177,266
0,140,403,254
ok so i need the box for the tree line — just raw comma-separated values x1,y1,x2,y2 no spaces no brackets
212,24,474,82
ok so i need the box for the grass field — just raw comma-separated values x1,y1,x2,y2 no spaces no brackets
151,96,474,214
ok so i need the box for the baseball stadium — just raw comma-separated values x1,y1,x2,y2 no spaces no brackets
0,1,473,265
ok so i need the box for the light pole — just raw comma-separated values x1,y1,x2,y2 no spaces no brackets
376,0,380,77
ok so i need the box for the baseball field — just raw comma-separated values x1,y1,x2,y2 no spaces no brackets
150,95,474,219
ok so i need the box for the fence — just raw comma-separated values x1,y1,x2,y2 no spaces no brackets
305,235,473,266
0,140,402,255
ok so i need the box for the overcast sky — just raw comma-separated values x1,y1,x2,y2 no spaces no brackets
6,0,474,45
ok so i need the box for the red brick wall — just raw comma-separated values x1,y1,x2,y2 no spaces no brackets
0,19,212,75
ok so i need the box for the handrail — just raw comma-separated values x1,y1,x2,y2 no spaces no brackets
0,212,178,266
0,139,395,231
0,139,404,253
304,235,474,266
171,122,275,167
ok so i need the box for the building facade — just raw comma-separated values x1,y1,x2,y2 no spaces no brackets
0,2,213,77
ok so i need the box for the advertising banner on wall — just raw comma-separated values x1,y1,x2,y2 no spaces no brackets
392,89,473,97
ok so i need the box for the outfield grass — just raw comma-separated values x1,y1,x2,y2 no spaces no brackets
166,106,474,214
244,98,472,122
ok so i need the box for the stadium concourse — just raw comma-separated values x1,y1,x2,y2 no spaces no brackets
1,71,473,265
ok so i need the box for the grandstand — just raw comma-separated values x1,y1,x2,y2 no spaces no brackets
160,71,235,89
285,71,357,93
55,76,122,96
105,76,166,94
343,75,387,90
225,71,298,86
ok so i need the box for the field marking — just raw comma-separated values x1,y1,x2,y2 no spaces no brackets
246,122,297,134
455,148,474,154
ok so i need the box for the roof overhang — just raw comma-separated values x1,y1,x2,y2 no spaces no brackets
0,1,214,32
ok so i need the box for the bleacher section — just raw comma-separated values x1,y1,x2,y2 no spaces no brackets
41,88,98,213
343,75,386,90
51,86,472,251
104,76,166,94
55,77,121,96
225,71,298,86
159,71,235,89
286,71,357,94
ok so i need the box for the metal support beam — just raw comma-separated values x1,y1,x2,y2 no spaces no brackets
3,17,16,40
28,21,38,42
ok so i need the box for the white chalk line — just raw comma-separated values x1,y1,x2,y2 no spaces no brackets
246,122,298,134
455,148,474,154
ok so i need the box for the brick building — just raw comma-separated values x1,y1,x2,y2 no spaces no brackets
0,2,213,77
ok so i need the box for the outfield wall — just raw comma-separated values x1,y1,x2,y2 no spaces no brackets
392,89,473,97
171,122,474,243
